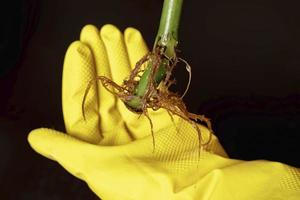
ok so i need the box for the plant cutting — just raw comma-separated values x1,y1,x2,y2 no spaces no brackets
82,0,213,150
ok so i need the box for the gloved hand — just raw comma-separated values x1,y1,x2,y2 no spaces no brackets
28,24,300,200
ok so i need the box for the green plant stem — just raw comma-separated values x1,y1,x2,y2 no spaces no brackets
126,0,183,111
154,0,183,57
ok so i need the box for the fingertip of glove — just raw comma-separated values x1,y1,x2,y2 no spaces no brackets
68,40,82,50
28,128,49,144
80,24,99,41
27,128,57,159
100,24,122,42
124,27,143,44
81,24,98,34
66,41,91,58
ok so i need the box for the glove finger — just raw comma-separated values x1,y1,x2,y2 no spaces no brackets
100,24,131,85
27,128,110,181
80,25,112,78
80,25,121,133
27,127,145,199
62,41,102,143
27,127,163,199
124,27,149,70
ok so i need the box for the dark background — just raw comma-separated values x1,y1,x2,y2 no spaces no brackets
1,0,299,199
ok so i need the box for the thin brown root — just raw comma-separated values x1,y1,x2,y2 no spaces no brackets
82,75,132,120
187,113,213,146
166,110,180,134
127,53,152,89
144,110,155,153
178,58,192,99
82,77,99,121
192,121,202,161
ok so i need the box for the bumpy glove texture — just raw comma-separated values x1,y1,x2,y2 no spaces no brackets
28,24,300,200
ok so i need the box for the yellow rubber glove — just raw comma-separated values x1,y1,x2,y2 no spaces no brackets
28,24,300,200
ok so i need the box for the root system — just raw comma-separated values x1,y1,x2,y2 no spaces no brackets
82,46,213,154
